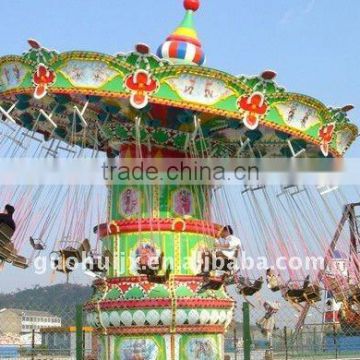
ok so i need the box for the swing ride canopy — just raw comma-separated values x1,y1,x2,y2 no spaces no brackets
0,0,357,159
1,1,360,358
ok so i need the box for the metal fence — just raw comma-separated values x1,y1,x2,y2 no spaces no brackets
1,285,360,359
0,284,98,360
224,296,360,360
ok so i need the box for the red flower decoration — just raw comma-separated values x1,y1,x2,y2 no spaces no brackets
33,63,56,99
319,123,335,157
238,92,268,130
125,70,158,109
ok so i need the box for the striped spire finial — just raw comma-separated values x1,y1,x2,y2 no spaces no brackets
157,0,205,66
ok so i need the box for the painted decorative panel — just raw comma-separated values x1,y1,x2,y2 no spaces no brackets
172,188,193,216
60,60,117,87
276,102,321,130
119,188,141,217
130,242,161,275
0,62,27,89
119,339,159,360
336,129,353,154
185,337,218,360
166,74,233,105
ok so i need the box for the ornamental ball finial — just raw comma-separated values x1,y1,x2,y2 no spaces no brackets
261,70,277,81
135,43,150,55
184,0,200,12
28,39,41,49
341,104,354,113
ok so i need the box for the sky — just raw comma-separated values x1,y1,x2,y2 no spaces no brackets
0,0,360,292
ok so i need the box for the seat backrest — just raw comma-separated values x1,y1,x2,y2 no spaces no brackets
12,256,28,269
79,239,91,255
0,223,15,240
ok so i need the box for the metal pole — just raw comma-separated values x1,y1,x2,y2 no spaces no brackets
333,324,338,360
284,326,288,360
76,304,83,360
313,327,316,354
268,335,273,360
243,302,251,360
31,328,35,360
234,326,238,360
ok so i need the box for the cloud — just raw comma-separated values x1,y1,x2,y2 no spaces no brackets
304,0,316,14
280,10,294,25
280,0,316,25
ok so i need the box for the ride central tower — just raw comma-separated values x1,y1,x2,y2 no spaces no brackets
86,2,234,359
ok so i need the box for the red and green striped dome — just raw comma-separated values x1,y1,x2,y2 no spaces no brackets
157,0,205,66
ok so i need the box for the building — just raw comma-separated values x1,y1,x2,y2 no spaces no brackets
0,308,61,345
41,327,95,358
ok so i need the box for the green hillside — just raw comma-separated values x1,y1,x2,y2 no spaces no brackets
0,284,92,325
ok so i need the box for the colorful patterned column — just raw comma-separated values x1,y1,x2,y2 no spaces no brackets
85,148,234,359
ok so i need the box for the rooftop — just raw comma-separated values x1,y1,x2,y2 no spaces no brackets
0,308,60,318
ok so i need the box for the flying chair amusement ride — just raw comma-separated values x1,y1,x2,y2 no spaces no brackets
0,0,359,358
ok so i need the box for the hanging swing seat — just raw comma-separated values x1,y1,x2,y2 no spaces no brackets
12,255,28,269
137,252,164,277
349,288,360,305
197,248,239,279
0,223,14,246
198,272,232,293
284,276,321,304
52,249,77,274
63,247,81,261
136,251,172,284
198,277,225,293
0,224,28,269
303,284,321,303
0,243,13,261
53,238,92,274
147,264,172,284
237,276,263,296
30,237,46,251
0,225,21,265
